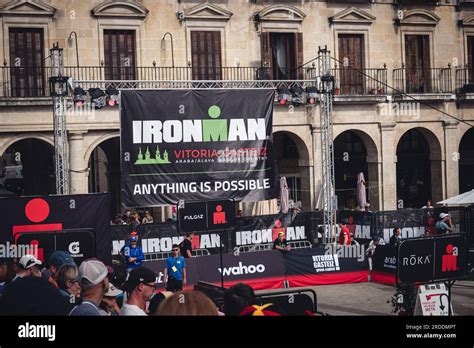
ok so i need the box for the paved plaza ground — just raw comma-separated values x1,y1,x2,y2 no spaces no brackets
258,280,474,315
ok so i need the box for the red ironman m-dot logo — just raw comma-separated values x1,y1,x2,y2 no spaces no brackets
13,198,63,239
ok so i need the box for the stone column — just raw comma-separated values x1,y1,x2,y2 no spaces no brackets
311,123,322,210
379,122,397,210
443,120,460,199
69,131,89,194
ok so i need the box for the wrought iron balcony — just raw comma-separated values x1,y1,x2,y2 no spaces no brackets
393,65,452,95
455,67,474,94
331,65,387,96
0,63,454,101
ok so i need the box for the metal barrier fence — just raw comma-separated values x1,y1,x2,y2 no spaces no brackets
144,248,210,262
235,240,313,254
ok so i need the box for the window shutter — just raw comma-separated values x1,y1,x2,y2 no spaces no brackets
338,34,364,94
9,28,44,97
468,37,474,83
104,30,136,80
191,31,222,80
260,32,272,79
295,32,304,79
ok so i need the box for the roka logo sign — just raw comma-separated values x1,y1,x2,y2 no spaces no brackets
442,244,458,272
402,254,432,266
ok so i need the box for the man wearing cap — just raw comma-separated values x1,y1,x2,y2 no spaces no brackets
69,259,109,316
273,232,291,252
120,267,156,315
99,283,122,316
436,213,453,234
12,255,42,282
123,234,144,272
47,251,75,288
164,244,187,292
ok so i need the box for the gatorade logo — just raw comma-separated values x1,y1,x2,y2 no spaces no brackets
132,105,267,144
68,242,80,255
218,262,266,276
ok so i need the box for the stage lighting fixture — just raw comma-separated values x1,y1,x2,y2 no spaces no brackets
306,86,318,105
89,88,107,109
277,87,290,105
106,86,120,107
73,87,86,107
291,86,304,106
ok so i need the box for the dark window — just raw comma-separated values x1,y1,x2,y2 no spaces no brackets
191,31,222,80
459,128,474,193
9,28,45,97
405,35,431,93
104,30,136,80
260,32,303,80
338,34,364,94
334,131,368,210
467,36,474,83
396,129,431,208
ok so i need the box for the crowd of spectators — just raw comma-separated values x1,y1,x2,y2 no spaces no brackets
112,209,155,226
0,249,296,316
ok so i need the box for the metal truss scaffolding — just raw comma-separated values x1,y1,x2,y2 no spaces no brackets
317,46,336,244
73,80,318,90
50,45,70,195
71,54,336,237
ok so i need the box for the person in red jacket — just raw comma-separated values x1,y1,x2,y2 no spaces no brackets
338,223,352,245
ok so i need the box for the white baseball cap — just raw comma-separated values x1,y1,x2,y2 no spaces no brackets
19,254,42,269
104,283,122,297
78,259,108,288
440,213,450,219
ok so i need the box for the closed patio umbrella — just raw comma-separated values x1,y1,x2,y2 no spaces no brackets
357,172,367,211
279,176,289,213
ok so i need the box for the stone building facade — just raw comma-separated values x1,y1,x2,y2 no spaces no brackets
0,0,473,218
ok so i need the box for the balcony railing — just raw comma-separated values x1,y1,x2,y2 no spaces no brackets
455,67,474,94
393,66,452,94
1,66,52,98
0,64,453,99
331,66,387,95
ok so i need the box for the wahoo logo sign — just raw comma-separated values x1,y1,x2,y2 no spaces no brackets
120,89,277,206
218,262,265,276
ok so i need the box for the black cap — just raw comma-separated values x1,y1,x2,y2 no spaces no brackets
123,267,156,292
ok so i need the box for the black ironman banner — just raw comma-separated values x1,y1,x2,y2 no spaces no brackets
120,89,278,207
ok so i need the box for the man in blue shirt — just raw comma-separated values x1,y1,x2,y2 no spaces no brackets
124,235,144,272
436,213,453,234
164,244,186,292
